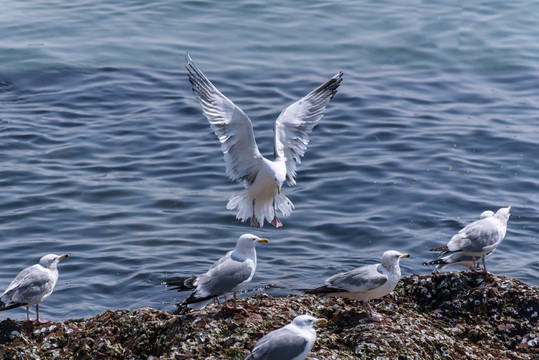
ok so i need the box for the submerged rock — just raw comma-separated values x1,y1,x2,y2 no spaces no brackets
0,272,537,359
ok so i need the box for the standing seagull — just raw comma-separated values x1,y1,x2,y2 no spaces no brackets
186,54,343,227
0,254,69,323
246,314,327,360
306,250,409,322
170,234,269,311
429,206,511,273
424,210,495,272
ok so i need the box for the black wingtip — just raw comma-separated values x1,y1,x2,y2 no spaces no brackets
423,259,445,266
165,276,197,292
304,285,344,295
429,246,450,252
0,302,23,312
183,292,216,306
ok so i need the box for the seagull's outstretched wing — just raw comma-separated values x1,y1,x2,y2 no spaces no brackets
186,54,263,185
274,71,343,185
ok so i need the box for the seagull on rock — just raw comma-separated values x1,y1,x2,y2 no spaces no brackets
428,206,511,273
170,234,269,311
246,314,327,360
0,254,68,323
306,250,409,322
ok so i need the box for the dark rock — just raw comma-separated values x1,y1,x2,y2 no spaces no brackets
0,272,537,359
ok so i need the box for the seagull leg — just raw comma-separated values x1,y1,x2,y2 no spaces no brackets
34,304,49,324
251,199,260,228
26,306,30,322
225,292,246,312
271,199,283,228
362,300,382,322
471,256,477,272
481,255,492,275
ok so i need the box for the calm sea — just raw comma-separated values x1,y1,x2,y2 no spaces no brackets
1,0,538,321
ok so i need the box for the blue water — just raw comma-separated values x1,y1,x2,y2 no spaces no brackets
1,0,538,321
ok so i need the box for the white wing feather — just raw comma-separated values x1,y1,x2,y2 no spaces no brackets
274,71,343,185
186,54,264,185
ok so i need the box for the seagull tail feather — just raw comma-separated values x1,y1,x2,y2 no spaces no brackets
227,190,295,227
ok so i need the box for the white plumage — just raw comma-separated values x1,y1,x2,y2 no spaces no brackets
0,254,68,322
186,54,342,227
307,250,409,322
171,234,269,311
429,206,511,273
246,315,326,360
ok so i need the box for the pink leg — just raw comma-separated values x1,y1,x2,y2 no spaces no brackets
33,304,49,324
225,292,246,312
271,199,283,228
481,255,492,275
251,199,260,227
362,301,382,322
271,217,283,228
26,306,30,322
471,256,477,272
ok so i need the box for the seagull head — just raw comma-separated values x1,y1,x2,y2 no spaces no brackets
381,250,409,269
495,206,511,222
236,234,270,250
273,174,286,194
39,254,69,269
291,314,327,329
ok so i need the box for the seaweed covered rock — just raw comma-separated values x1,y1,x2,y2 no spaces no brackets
0,272,537,359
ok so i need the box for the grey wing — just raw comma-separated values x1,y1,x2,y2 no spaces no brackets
326,264,388,292
188,256,255,301
249,328,309,360
186,54,263,185
1,266,53,305
448,219,501,252
208,250,234,271
273,71,343,185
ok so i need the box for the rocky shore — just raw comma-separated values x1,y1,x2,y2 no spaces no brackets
0,272,537,359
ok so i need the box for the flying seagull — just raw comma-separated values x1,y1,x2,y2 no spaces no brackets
246,314,327,360
0,254,69,323
186,54,343,227
306,250,409,322
428,206,511,273
169,234,269,311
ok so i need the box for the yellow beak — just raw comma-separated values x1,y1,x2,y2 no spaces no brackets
277,185,281,194
401,253,410,258
59,254,69,260
316,318,328,325
258,238,270,244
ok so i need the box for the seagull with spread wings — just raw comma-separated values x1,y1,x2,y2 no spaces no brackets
186,54,343,227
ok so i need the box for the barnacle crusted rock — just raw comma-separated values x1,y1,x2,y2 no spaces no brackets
0,272,537,359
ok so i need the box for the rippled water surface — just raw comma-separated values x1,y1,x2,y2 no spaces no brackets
1,0,538,320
